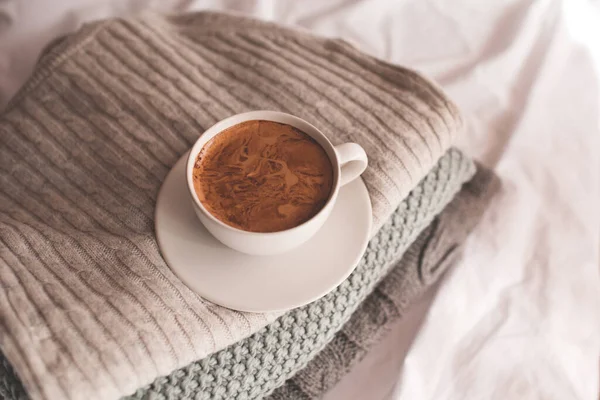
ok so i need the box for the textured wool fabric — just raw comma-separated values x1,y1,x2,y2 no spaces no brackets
122,149,474,400
0,10,466,400
269,165,500,400
7,11,465,233
0,150,474,400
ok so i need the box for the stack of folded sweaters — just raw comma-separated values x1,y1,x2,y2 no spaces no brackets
0,12,499,400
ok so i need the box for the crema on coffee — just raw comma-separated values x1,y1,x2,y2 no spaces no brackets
192,120,334,233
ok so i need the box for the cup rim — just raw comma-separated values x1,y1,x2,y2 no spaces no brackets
185,110,341,237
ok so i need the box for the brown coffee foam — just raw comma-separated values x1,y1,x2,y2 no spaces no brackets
193,120,334,233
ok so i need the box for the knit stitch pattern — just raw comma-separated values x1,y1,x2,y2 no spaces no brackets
0,149,474,400
124,148,475,400
0,11,467,400
268,165,499,400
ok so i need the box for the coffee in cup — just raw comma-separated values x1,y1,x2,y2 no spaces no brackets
186,111,367,255
192,120,334,233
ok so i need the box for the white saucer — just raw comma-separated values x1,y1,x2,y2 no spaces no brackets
155,155,372,313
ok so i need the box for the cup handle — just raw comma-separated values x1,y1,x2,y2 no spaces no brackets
334,143,368,187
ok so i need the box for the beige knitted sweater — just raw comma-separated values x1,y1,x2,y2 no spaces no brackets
0,11,463,400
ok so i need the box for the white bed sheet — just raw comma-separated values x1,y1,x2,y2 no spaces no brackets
1,1,598,399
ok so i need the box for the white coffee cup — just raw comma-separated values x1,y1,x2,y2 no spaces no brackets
186,111,368,255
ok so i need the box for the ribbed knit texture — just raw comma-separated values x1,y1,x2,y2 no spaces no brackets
0,149,474,400
0,11,467,400
121,149,474,400
269,165,499,400
0,150,474,400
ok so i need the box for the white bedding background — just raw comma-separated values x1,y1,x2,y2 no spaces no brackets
1,1,599,399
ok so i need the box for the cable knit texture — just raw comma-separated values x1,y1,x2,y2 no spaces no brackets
0,151,474,400
0,11,468,400
126,149,474,400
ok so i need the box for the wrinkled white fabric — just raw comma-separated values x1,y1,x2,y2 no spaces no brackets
1,0,598,399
